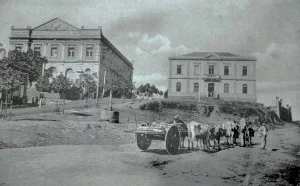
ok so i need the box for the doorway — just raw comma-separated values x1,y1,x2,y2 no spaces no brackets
208,83,214,97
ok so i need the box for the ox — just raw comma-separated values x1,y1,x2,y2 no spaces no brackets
187,121,211,151
222,121,236,146
209,124,226,150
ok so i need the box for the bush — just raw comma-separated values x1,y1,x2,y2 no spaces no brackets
65,86,82,100
139,101,198,112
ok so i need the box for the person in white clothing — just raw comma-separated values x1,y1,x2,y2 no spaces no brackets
258,123,268,150
239,116,247,147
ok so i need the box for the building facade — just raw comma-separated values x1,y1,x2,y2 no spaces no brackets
168,52,257,102
9,18,133,96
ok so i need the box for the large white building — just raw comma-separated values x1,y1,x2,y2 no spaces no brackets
168,52,257,102
9,18,133,97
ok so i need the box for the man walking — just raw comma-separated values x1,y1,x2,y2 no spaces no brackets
258,123,268,150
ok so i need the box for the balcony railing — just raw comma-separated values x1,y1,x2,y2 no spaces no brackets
202,74,221,82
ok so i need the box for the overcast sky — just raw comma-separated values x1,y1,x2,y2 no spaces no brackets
0,0,299,119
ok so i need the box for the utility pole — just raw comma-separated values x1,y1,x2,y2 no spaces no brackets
96,30,102,107
198,74,201,102
102,70,107,97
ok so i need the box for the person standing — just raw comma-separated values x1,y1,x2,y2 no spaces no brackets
239,116,246,147
248,122,255,145
258,123,268,150
232,121,239,146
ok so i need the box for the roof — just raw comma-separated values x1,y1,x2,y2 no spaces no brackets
33,17,79,30
169,52,256,61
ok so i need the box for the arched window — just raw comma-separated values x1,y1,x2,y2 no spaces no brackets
176,82,181,92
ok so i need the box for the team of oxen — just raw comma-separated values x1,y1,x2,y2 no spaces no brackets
178,119,255,151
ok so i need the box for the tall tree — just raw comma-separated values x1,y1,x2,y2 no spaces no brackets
35,68,53,93
0,49,47,91
51,73,72,97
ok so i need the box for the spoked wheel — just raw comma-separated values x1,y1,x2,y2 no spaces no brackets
165,125,180,155
136,134,152,150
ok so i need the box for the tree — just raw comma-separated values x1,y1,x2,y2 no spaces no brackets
0,60,26,91
0,49,47,92
35,69,53,93
78,73,97,97
164,89,168,98
137,83,160,96
51,73,72,98
101,78,134,110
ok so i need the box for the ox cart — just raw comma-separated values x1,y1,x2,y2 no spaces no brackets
125,122,188,155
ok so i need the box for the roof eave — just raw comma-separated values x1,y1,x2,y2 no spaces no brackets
169,57,257,61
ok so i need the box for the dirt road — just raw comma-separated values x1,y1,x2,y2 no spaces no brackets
0,123,299,186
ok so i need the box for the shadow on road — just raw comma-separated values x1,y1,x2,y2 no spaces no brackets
141,148,191,155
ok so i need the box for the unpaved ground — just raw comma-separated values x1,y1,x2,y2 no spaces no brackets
0,101,299,185
0,123,299,186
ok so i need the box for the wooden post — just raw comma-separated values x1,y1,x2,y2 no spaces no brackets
108,89,112,111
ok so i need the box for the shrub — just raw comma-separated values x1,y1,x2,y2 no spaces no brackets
65,86,82,100
139,101,198,112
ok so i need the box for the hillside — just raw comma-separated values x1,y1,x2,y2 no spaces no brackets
135,98,281,128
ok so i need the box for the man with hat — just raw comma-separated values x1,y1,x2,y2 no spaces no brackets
258,123,268,150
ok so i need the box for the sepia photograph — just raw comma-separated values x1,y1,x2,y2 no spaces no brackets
0,0,299,185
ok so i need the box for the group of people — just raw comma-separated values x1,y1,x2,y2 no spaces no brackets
174,113,269,151
234,117,269,150
234,117,268,150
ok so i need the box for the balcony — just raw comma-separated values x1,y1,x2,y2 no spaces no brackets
202,74,221,82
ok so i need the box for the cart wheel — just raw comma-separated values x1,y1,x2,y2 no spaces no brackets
136,134,152,150
165,125,180,155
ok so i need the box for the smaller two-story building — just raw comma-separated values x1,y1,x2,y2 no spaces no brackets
168,52,257,102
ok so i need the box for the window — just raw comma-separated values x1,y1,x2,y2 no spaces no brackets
194,83,199,92
209,65,214,74
243,66,247,76
86,45,93,57
34,46,41,55
243,84,248,94
176,82,181,92
50,46,58,57
224,83,229,93
68,46,75,57
15,44,23,51
224,66,229,76
177,65,182,74
194,64,200,75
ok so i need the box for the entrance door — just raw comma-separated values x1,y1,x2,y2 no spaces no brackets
208,83,214,97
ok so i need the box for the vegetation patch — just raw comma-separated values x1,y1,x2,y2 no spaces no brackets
139,101,198,112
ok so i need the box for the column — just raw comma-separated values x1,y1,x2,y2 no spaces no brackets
43,44,47,57
78,43,83,60
186,62,190,93
61,43,65,61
